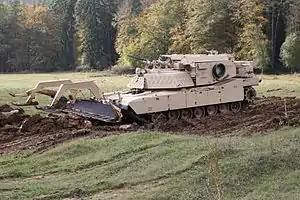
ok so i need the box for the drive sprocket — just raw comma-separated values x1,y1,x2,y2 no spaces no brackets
244,87,257,103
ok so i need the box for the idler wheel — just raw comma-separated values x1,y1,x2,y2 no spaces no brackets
181,109,193,120
194,107,205,119
151,112,167,123
219,104,229,114
168,110,180,121
206,105,218,116
230,102,242,113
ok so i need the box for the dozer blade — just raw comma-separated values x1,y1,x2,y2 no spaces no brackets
61,100,122,123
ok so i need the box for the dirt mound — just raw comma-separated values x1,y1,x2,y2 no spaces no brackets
0,107,139,155
0,116,119,156
0,108,106,155
1,96,300,155
0,104,14,112
0,105,27,128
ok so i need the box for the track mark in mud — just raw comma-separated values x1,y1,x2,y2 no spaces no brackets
156,96,300,135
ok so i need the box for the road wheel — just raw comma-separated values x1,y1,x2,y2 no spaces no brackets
168,110,180,121
194,107,205,119
181,109,193,120
151,112,167,123
219,104,229,114
206,105,218,116
230,102,242,113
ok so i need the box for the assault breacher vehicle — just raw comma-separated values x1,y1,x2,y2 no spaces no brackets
9,53,261,124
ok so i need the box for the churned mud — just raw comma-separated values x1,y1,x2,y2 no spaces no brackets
156,96,300,135
1,96,300,155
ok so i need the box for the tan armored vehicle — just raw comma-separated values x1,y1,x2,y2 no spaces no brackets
10,53,261,124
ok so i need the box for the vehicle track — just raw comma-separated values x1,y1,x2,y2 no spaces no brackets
157,96,300,135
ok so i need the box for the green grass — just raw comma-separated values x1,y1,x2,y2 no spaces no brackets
1,73,300,199
257,74,300,98
1,127,300,200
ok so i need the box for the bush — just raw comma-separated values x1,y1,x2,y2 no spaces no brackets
110,65,136,75
75,65,93,72
280,32,300,73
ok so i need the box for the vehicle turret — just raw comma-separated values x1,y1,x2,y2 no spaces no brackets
127,53,260,90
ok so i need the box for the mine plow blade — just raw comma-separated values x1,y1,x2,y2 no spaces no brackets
9,79,123,123
62,100,123,123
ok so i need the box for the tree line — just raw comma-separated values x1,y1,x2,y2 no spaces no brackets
0,0,300,73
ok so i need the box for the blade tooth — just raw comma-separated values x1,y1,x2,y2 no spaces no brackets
66,110,117,122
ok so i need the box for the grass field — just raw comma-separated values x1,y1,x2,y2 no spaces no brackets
1,128,300,200
1,73,300,200
258,74,300,98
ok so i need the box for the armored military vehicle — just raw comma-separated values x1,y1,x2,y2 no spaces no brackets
9,53,261,124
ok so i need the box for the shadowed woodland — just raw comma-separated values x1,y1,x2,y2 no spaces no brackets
0,0,300,73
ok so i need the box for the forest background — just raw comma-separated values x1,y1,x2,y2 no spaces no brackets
1,0,300,74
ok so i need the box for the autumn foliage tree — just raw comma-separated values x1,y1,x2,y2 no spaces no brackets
1,0,300,73
233,0,270,71
46,0,77,71
75,0,118,70
0,1,61,72
116,0,185,67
